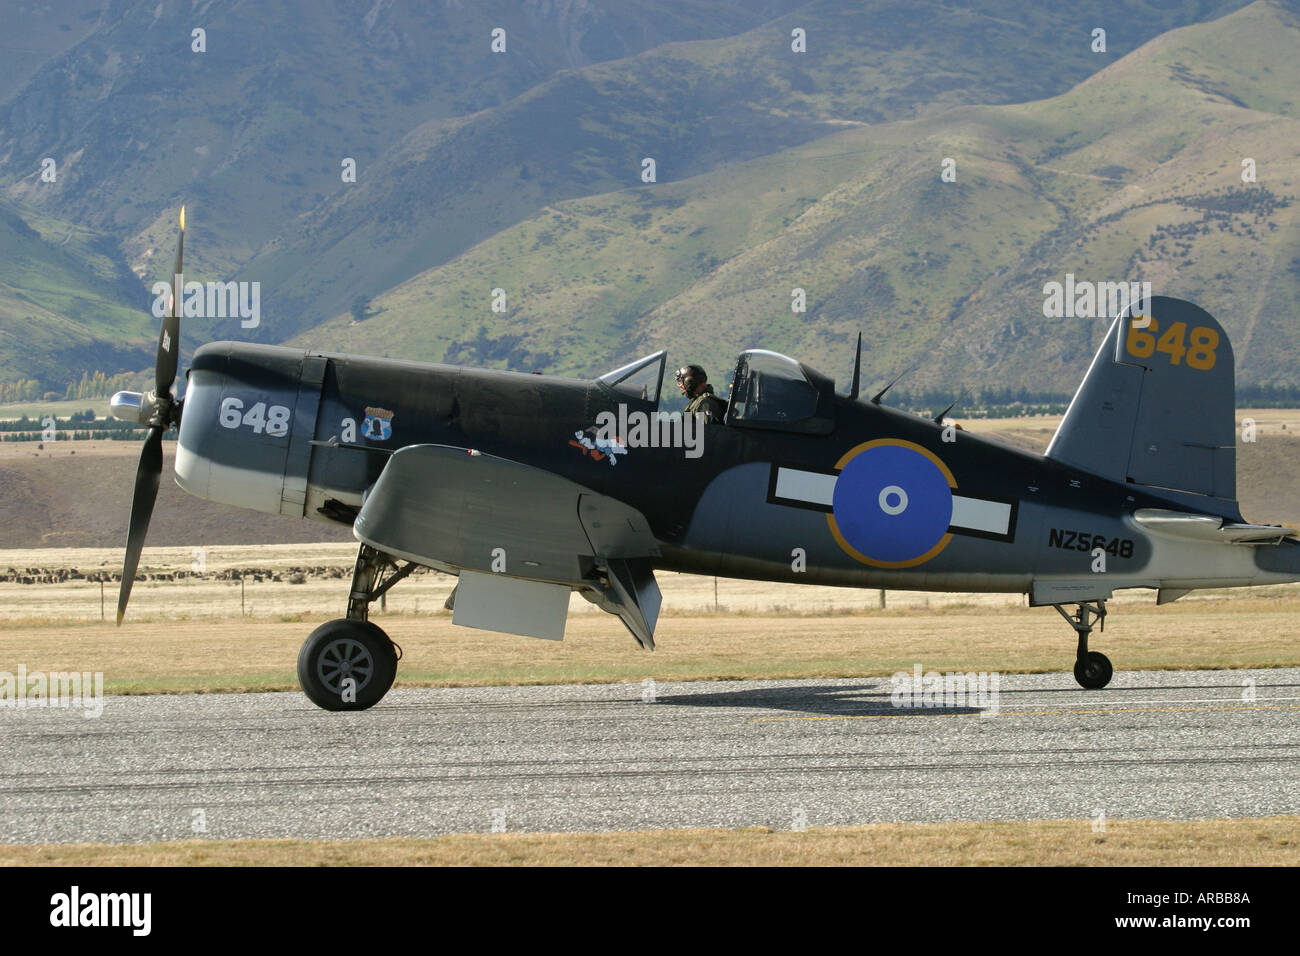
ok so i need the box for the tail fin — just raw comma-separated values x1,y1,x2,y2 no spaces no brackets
1045,296,1236,512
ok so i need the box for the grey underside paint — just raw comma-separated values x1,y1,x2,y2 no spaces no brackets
353,444,659,581
676,460,1042,591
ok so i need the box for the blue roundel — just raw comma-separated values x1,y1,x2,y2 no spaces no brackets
831,444,953,564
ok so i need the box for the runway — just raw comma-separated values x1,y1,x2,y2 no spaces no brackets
2,668,1298,843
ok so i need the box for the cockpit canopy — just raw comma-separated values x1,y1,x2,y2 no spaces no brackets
596,347,833,433
728,349,834,434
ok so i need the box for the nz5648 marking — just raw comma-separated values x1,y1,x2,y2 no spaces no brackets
1049,528,1134,558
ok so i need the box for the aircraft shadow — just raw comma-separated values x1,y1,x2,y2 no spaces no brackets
654,683,988,718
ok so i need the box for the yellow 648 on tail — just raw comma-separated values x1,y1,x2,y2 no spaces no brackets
1126,317,1218,370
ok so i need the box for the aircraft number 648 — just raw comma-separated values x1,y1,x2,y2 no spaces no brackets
218,397,291,436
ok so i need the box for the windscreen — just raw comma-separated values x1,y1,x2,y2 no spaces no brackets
598,351,666,404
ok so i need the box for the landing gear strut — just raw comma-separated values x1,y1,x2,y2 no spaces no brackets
297,544,412,711
1053,600,1113,690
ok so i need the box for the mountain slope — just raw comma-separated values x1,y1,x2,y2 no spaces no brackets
0,0,1286,395
0,0,805,295
239,0,1256,339
0,0,1253,381
289,0,1300,397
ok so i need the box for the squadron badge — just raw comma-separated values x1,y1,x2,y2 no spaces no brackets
362,406,394,441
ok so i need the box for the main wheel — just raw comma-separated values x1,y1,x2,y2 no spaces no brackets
297,618,398,711
1073,650,1113,690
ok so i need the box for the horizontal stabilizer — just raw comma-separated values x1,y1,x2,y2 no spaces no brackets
1132,508,1295,545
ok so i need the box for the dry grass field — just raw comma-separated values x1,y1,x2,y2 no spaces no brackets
0,439,352,549
2,550,1299,692
3,817,1296,866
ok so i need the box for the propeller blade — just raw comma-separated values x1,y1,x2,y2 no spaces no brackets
116,425,164,625
155,205,185,398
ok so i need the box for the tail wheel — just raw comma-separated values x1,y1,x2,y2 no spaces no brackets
298,619,398,711
1073,651,1113,690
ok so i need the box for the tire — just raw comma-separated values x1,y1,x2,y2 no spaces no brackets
297,619,398,711
1073,650,1113,690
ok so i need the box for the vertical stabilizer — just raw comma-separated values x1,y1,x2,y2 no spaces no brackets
1045,296,1236,510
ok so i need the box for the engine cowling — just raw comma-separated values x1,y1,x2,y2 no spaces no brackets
175,342,326,517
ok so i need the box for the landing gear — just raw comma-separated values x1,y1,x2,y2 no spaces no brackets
298,619,397,710
297,544,412,711
1074,651,1113,690
1053,600,1113,690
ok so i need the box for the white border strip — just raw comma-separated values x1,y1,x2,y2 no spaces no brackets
774,467,836,507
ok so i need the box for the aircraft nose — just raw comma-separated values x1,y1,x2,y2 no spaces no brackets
175,343,322,518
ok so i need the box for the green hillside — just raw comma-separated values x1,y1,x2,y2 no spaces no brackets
290,0,1300,397
0,202,152,384
0,1,103,104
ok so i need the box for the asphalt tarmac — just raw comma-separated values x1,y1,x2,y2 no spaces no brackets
2,668,1297,843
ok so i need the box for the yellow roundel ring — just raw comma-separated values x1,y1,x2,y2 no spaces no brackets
825,438,956,569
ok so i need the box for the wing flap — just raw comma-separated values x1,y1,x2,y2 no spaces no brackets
451,570,570,640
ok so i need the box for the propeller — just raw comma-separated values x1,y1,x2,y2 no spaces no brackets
114,206,186,624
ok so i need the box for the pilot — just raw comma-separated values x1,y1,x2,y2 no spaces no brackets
676,364,727,424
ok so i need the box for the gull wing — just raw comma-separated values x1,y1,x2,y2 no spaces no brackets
353,444,661,646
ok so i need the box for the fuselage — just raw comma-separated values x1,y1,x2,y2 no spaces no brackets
175,341,1300,601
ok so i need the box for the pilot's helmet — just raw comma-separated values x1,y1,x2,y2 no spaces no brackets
675,364,707,393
